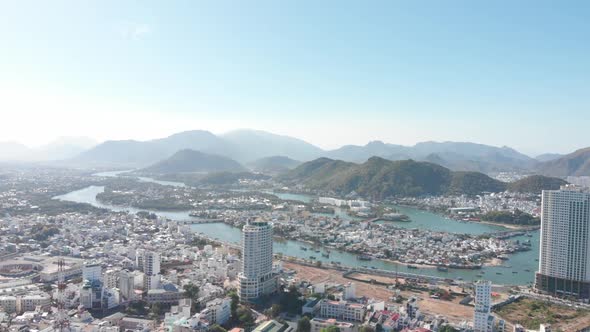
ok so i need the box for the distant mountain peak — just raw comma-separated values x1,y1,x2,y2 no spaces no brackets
141,149,245,174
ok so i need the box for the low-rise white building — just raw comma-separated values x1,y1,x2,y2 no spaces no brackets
311,317,357,332
199,297,231,325
319,300,366,322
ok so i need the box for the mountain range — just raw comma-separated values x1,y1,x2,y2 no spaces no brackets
536,147,590,177
280,157,567,198
0,137,97,162
1,129,589,177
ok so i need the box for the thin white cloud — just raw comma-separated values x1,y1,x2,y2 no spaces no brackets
120,22,151,40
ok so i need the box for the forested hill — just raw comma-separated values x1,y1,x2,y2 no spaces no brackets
280,157,566,199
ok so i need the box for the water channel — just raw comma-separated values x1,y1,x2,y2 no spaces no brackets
55,170,540,285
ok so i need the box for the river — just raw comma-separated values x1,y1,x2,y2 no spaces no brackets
54,171,540,286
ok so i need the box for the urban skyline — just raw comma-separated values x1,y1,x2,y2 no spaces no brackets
1,1,589,331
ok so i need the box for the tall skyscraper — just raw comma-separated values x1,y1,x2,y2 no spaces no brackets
536,185,590,299
473,280,492,332
238,221,277,301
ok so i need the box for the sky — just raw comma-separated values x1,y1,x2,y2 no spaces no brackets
0,1,589,155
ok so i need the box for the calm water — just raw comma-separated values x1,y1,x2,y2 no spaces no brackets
53,172,540,285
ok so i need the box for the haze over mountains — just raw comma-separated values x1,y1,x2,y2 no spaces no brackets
1,129,589,177
0,137,98,161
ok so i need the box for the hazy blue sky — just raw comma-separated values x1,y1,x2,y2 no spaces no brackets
1,1,588,155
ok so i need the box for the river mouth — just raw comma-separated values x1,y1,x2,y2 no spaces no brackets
52,171,540,286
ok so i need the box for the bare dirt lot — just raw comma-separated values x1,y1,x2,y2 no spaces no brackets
283,262,474,324
495,298,590,331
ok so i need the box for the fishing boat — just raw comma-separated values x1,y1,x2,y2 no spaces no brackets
407,265,418,269
309,256,316,260
437,266,449,272
300,246,308,251
322,253,330,258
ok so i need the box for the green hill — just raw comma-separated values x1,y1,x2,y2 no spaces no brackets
141,149,246,174
281,157,456,198
248,156,301,174
279,157,357,187
448,171,505,195
282,157,565,198
507,175,567,193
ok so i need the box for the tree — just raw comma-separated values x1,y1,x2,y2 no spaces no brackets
320,327,340,332
439,326,458,332
228,290,239,320
237,306,255,330
297,316,311,332
360,326,375,332
126,301,149,316
183,283,200,313
149,302,162,318
266,303,282,318
209,325,227,332
280,285,304,314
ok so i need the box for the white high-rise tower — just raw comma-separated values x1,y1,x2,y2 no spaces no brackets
138,250,161,291
238,221,277,301
473,280,493,332
536,185,590,299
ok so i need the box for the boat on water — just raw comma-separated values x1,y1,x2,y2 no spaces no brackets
309,256,316,260
512,271,518,274
437,266,449,272
322,253,330,258
524,269,531,272
407,265,418,269
496,272,503,275
357,255,373,261
300,246,308,251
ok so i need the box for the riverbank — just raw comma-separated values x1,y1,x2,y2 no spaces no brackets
477,219,540,231
59,175,540,285
378,256,504,270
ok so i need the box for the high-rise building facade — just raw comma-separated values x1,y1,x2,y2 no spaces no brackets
82,262,102,282
535,185,590,299
473,280,492,332
238,221,277,301
143,251,161,291
136,250,161,291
